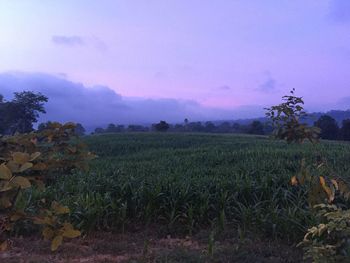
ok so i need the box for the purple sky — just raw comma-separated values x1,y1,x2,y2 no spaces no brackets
0,0,350,125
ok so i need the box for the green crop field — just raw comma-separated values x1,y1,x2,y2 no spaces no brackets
35,132,350,243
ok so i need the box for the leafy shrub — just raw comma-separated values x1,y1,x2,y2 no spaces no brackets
0,122,95,251
267,90,350,261
265,89,320,144
299,204,350,262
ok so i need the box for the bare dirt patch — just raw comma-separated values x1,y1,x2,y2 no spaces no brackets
1,230,303,263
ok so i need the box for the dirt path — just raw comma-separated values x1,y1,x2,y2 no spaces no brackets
1,231,303,263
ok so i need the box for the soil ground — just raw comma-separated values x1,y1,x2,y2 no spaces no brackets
1,229,303,263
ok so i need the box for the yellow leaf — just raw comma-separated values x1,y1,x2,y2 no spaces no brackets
337,179,350,196
0,164,12,180
51,235,63,251
6,161,19,173
61,222,81,238
33,217,45,225
0,196,12,209
62,228,81,239
19,162,33,172
331,179,338,191
291,176,298,186
319,176,334,203
12,152,30,165
10,211,26,221
34,180,46,191
319,176,326,187
318,224,327,236
63,122,76,129
50,122,62,129
0,181,13,192
30,152,41,161
51,201,70,215
67,146,77,153
62,222,74,230
47,135,53,143
42,227,54,240
11,176,31,189
0,240,8,251
32,162,47,171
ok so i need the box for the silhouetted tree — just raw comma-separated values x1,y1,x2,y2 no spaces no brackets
263,123,274,134
0,91,48,134
217,122,231,133
340,119,350,141
94,127,105,134
248,121,264,135
314,115,339,140
232,123,240,132
173,124,184,132
106,123,117,133
204,121,216,133
153,121,170,132
128,125,149,132
188,122,204,132
0,94,6,134
75,123,86,136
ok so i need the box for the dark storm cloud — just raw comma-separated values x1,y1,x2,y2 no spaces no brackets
0,72,264,129
328,0,350,23
52,35,85,46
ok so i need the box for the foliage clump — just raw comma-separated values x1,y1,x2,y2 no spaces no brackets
267,89,350,262
265,88,320,144
0,91,48,135
0,122,95,251
299,204,350,262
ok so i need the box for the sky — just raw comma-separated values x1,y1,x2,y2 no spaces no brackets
0,0,350,126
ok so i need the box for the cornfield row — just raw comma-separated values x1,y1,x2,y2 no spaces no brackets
21,133,350,242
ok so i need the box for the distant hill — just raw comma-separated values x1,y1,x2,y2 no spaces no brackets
307,110,350,125
213,109,350,126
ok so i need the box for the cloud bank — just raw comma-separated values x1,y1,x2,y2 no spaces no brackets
0,72,264,130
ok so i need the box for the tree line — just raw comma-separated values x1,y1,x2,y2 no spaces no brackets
93,119,271,135
314,115,350,141
93,116,350,140
1,91,350,140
